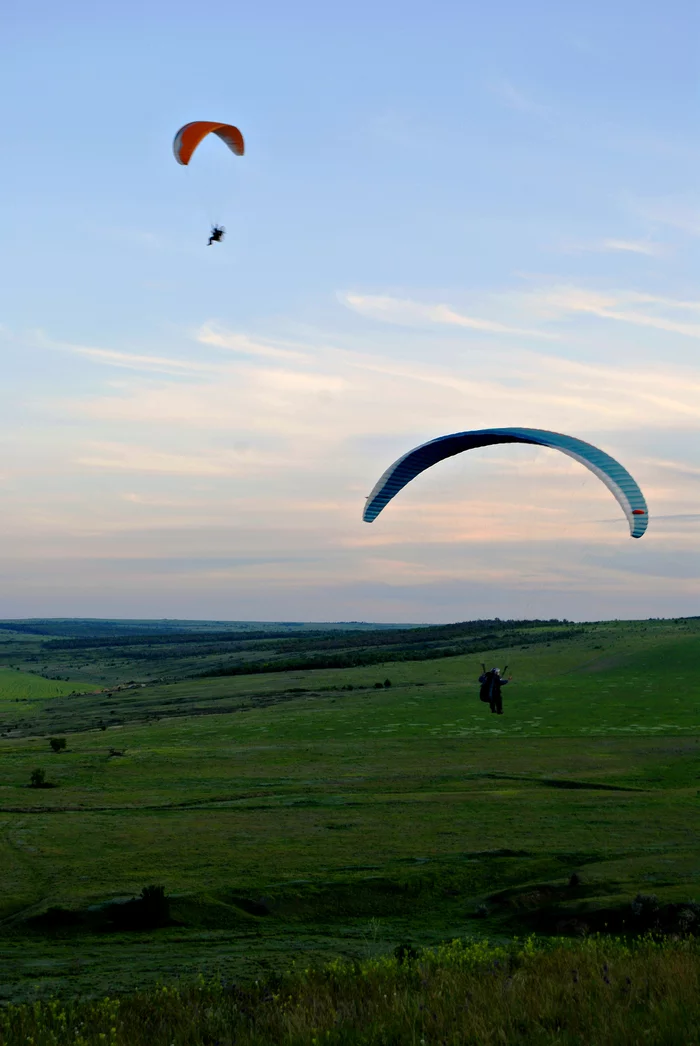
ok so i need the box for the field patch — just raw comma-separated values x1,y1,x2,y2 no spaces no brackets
0,667,83,712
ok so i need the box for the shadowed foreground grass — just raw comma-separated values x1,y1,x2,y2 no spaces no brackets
2,936,699,1045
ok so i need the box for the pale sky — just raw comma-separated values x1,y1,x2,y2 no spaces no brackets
1,0,698,621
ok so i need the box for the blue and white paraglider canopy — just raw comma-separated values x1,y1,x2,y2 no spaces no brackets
363,427,648,539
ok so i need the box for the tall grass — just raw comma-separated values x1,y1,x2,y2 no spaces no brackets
2,935,699,1045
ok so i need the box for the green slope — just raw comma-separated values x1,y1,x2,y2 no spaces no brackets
0,618,698,1001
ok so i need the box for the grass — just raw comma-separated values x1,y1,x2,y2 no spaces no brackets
0,668,81,708
1,935,700,1044
0,618,698,1005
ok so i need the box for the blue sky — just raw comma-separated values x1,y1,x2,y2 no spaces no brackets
0,0,698,621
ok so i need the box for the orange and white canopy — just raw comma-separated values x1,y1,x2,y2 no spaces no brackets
173,122,244,166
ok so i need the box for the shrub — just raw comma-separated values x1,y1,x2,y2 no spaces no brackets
29,768,47,788
631,893,661,929
106,885,171,931
394,941,419,964
384,678,392,687
677,906,699,933
49,737,67,753
631,893,660,918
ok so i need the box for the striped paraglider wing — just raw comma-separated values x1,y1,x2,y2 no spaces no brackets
363,427,648,539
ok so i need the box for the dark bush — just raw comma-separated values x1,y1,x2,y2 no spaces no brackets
394,942,419,964
49,737,67,753
632,893,660,917
631,893,661,929
677,906,699,933
384,679,392,687
106,885,171,931
29,768,55,789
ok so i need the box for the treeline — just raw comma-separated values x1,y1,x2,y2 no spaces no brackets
197,626,583,679
41,629,310,651
42,618,569,654
19,619,584,679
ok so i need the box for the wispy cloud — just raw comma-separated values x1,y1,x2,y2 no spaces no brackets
75,442,285,476
340,292,557,339
10,290,700,619
565,238,665,256
488,77,549,116
196,325,311,362
523,285,700,340
34,332,221,377
342,284,700,346
642,458,700,479
651,514,700,523
635,195,700,236
60,320,700,445
601,239,661,256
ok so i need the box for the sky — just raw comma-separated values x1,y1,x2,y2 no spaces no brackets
0,0,698,622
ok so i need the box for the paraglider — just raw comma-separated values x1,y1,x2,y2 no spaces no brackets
172,122,245,166
479,666,511,714
363,427,648,539
173,121,244,243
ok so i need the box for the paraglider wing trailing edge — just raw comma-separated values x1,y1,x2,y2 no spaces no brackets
173,121,245,165
362,427,648,539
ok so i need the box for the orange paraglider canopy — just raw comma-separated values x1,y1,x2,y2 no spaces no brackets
173,122,245,165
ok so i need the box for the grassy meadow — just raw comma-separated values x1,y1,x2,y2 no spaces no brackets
3,936,700,1045
0,616,699,1035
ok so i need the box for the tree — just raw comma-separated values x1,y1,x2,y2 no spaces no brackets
49,737,67,753
29,768,46,788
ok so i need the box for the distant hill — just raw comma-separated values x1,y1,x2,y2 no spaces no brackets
0,618,414,639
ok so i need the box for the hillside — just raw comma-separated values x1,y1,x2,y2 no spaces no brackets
0,616,698,1002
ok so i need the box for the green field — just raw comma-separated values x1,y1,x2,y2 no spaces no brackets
0,617,699,1003
0,667,83,709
